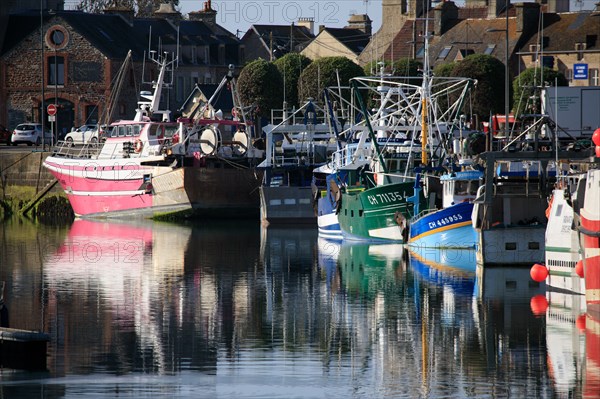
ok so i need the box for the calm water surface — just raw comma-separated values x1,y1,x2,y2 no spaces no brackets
0,217,596,398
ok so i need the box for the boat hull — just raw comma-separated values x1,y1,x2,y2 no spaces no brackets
259,186,316,224
317,189,342,240
45,156,261,219
337,181,424,243
545,188,585,295
476,226,546,267
408,202,476,249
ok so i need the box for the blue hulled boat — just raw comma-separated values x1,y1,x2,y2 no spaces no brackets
408,170,482,249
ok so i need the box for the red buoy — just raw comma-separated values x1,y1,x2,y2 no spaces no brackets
593,128,600,146
576,314,586,331
530,263,549,282
530,295,548,316
576,260,585,278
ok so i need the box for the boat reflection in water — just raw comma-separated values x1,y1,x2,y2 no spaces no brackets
43,219,195,374
3,218,598,396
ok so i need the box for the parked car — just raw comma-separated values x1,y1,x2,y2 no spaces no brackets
64,124,99,146
0,124,10,145
11,123,54,146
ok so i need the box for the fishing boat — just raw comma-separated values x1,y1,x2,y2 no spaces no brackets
408,169,482,249
573,128,600,317
258,100,338,224
332,68,474,242
44,54,263,219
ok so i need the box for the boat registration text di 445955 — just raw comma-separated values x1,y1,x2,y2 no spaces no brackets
367,191,404,205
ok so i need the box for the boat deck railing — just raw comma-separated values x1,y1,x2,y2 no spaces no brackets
51,140,103,159
409,207,439,224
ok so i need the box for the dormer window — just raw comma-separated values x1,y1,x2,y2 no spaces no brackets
484,44,495,55
438,46,452,60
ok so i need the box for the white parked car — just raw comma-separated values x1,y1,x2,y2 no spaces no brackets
11,123,54,146
64,124,99,146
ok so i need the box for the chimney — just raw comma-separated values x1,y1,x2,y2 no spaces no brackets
487,0,509,18
516,2,540,34
546,0,570,13
433,1,458,36
189,0,217,26
297,17,314,35
154,2,182,22
347,14,372,36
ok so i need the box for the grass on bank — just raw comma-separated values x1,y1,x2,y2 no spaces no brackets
0,185,73,223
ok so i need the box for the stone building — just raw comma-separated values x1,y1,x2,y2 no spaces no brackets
301,15,371,65
0,1,243,134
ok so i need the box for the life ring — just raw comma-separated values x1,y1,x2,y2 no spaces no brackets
134,139,144,153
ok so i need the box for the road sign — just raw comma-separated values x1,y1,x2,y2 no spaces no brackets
48,115,55,122
574,63,588,80
47,104,57,116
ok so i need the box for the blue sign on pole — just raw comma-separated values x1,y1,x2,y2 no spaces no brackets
574,63,588,80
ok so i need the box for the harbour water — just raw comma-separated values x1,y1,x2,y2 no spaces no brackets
0,217,593,398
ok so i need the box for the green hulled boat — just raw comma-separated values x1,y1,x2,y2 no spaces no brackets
338,181,425,242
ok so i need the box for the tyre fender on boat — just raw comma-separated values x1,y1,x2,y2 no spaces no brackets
330,180,343,215
395,211,409,242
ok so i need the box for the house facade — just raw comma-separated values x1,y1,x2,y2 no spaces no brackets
301,15,371,65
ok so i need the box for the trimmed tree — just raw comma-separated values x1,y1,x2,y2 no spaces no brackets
297,57,364,103
392,58,422,77
433,62,457,78
237,59,283,118
273,53,312,108
512,67,568,116
451,54,506,119
363,59,422,78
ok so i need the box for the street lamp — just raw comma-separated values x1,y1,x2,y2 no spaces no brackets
487,6,510,139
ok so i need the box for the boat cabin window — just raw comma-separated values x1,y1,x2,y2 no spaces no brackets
126,125,134,137
132,124,141,136
164,125,178,138
148,124,162,138
117,125,127,137
455,180,478,196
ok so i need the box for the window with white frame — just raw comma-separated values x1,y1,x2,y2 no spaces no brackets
590,69,599,86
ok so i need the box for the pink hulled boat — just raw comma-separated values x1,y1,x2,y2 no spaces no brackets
44,55,263,219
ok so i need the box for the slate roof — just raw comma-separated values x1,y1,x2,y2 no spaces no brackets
242,24,314,57
321,27,371,55
1,9,240,60
519,11,599,52
381,5,524,66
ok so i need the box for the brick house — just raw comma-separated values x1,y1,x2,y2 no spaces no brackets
0,2,243,135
